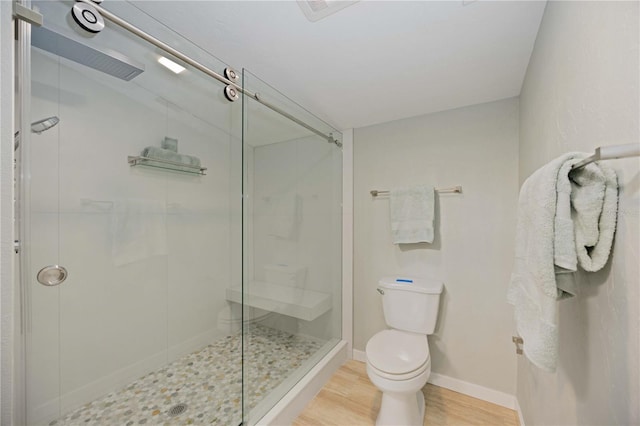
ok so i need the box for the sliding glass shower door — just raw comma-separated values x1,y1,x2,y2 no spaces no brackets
19,2,342,425
241,70,343,425
21,2,242,424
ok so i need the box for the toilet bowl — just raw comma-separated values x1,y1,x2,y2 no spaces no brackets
366,329,431,425
365,277,443,426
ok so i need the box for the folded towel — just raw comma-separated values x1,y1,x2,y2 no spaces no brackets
389,185,435,244
110,199,167,266
507,153,618,372
141,146,201,168
161,137,178,153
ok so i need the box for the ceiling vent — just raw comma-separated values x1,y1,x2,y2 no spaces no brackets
297,0,359,22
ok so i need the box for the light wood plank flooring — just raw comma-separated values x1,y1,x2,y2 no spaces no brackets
293,360,519,426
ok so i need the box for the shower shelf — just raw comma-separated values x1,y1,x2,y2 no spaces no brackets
225,282,332,321
127,156,207,175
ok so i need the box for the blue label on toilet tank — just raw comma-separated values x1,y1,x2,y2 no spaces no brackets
396,278,413,283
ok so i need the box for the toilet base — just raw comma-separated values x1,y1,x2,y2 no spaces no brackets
376,390,425,426
366,360,430,426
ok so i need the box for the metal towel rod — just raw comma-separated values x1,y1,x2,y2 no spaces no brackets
370,185,462,197
571,143,640,169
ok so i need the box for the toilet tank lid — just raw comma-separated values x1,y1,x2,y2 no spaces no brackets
379,277,443,294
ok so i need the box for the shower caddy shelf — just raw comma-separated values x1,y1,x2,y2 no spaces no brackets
127,155,207,175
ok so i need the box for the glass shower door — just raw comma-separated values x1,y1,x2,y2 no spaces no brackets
241,69,343,424
21,2,242,425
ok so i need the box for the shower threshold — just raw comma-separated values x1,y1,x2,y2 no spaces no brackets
48,324,324,426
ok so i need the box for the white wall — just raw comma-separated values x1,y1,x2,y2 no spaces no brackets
353,97,519,395
26,49,240,424
517,1,639,424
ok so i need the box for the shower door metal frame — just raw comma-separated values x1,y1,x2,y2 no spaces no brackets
14,1,34,424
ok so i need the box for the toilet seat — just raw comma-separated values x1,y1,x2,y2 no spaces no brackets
366,330,430,380
367,357,430,381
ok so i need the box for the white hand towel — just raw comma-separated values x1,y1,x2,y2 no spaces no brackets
508,153,618,372
110,199,167,266
389,185,435,244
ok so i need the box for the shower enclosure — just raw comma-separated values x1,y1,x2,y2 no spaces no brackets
14,1,342,425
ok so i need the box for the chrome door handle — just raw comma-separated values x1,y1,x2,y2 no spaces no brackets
37,265,68,286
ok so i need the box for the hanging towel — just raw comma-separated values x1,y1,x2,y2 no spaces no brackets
389,185,435,244
507,153,618,372
571,164,618,271
267,194,302,240
110,199,167,266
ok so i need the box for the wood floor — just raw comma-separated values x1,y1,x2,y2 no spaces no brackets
293,360,519,426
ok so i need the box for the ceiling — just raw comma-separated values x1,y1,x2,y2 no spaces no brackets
131,1,546,131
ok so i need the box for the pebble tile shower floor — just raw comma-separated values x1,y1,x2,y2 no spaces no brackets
50,325,323,425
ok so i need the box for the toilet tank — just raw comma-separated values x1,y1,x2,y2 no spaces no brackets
378,277,443,334
264,264,307,287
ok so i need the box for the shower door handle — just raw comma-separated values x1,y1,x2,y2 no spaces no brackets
37,265,68,286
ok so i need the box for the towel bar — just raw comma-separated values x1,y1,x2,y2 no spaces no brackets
571,143,640,170
512,336,523,355
370,185,462,197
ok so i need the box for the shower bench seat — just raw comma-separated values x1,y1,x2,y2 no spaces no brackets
225,282,332,321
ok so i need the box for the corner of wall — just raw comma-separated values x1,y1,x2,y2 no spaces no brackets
515,397,525,426
341,128,354,357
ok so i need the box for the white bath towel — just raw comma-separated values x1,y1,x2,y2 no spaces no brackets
508,153,618,372
389,185,435,244
110,199,167,266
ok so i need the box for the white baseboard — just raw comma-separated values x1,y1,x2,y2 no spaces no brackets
351,349,516,410
428,373,516,409
353,348,366,362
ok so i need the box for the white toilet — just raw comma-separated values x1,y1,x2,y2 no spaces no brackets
365,277,443,426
